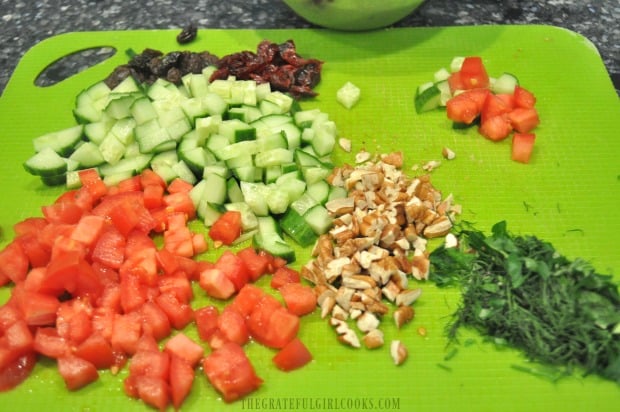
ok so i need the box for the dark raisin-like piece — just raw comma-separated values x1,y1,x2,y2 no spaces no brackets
177,23,198,44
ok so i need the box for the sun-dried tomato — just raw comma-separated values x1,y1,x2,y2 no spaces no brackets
210,39,323,99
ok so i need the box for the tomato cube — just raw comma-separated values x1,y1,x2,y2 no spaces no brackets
194,306,220,342
272,337,313,371
164,332,204,367
208,211,242,246
278,282,317,316
0,241,29,284
169,354,195,410
57,355,99,390
479,115,513,141
129,349,170,379
230,284,266,318
512,133,537,164
202,342,262,403
199,268,236,300
33,327,69,359
508,107,540,133
236,247,270,281
73,333,116,370
270,266,301,290
139,301,172,341
155,292,194,330
217,307,249,346
215,250,250,291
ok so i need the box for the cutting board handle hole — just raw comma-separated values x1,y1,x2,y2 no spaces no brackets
35,46,117,87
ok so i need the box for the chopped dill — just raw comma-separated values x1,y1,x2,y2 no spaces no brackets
430,221,620,385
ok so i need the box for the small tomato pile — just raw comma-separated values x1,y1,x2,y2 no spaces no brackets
0,168,315,410
416,56,540,163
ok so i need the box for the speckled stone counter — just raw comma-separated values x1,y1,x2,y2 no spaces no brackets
1,0,618,95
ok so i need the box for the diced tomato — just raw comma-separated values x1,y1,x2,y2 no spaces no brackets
278,283,317,317
202,342,262,403
192,233,208,254
42,200,84,225
154,292,194,330
512,133,536,163
140,169,166,189
57,355,99,390
164,332,204,367
129,349,170,379
56,300,93,345
446,89,487,125
0,352,36,392
132,375,170,411
78,168,108,201
272,337,313,372
248,295,299,349
111,312,142,355
230,284,266,318
167,178,194,194
177,256,201,281
33,327,69,359
481,93,513,123
13,217,48,237
508,107,540,133
163,192,196,221
208,211,242,246
513,85,537,109
158,276,193,304
73,333,116,370
134,333,160,353
139,302,171,341
169,354,194,410
91,226,126,270
447,71,465,94
119,272,148,314
163,220,195,258
194,306,219,342
155,248,180,276
38,223,74,252
0,303,21,330
458,56,490,89
199,268,236,300
479,115,513,141
236,247,270,281
15,234,51,268
0,241,29,284
142,183,165,209
2,319,34,358
217,307,249,346
270,266,301,290
13,288,59,326
215,250,250,291
121,248,158,288
117,175,142,193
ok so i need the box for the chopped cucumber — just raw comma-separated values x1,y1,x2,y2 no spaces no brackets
279,208,318,247
25,72,343,254
336,81,361,109
32,125,84,157
492,72,519,94
415,83,442,114
24,147,68,177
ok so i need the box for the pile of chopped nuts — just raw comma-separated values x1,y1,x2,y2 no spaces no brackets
301,151,461,365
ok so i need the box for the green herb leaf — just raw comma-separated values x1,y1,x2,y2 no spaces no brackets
430,222,620,386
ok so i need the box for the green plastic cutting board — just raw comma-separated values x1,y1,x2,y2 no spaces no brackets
0,26,619,411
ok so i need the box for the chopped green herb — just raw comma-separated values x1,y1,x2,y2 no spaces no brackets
430,221,620,385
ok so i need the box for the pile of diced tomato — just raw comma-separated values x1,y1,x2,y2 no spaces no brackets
446,57,540,163
0,168,315,409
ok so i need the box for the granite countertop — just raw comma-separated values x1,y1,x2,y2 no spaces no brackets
0,0,618,96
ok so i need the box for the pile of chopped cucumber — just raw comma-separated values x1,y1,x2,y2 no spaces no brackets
24,67,346,262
